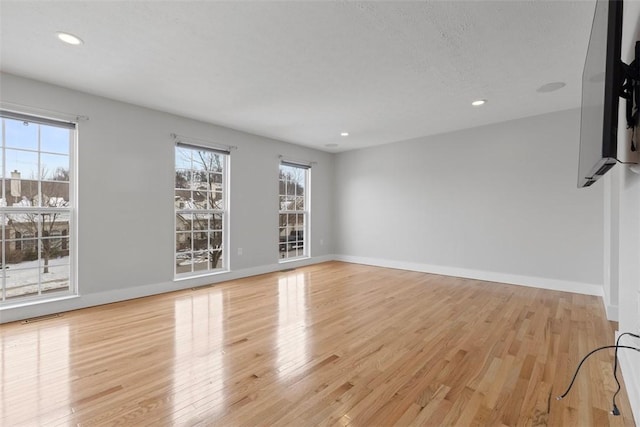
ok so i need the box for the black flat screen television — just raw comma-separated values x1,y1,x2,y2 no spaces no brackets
578,0,624,188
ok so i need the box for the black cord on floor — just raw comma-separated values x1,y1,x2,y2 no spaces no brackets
556,343,640,416
612,333,640,415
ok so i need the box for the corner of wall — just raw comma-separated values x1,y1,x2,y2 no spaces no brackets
617,333,640,424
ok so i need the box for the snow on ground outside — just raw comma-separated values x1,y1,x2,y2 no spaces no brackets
2,256,69,298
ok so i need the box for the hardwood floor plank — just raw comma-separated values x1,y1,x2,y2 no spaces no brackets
0,261,635,425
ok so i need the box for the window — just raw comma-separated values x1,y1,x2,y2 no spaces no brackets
175,143,228,277
279,161,309,260
0,111,75,304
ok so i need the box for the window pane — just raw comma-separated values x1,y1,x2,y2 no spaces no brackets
6,179,37,206
193,214,209,230
40,126,70,154
192,191,207,209
41,181,70,206
210,231,223,250
279,230,286,250
193,171,207,190
176,253,193,274
41,211,70,232
193,251,209,271
41,264,70,294
211,192,223,210
286,179,296,195
175,147,192,169
200,152,222,172
211,250,223,269
5,119,38,150
5,149,38,180
192,151,221,172
209,172,222,186
175,190,191,209
6,267,40,299
175,170,191,189
40,237,70,266
212,214,223,230
193,232,208,251
176,232,191,252
176,213,191,232
281,195,293,211
40,154,69,181
5,238,39,267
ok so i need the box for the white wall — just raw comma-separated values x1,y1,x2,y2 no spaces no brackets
0,72,334,323
610,0,640,421
334,109,605,294
615,0,640,342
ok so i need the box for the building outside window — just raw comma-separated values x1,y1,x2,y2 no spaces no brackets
0,111,75,304
279,161,309,260
175,143,228,277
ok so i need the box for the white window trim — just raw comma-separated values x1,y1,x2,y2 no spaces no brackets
0,110,77,307
173,143,230,279
278,161,310,262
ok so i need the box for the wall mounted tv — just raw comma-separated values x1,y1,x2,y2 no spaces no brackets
577,0,624,188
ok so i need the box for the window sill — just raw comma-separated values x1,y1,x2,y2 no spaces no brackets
174,269,230,282
0,293,79,311
278,256,310,264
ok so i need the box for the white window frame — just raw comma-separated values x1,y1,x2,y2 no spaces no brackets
278,160,310,262
174,142,229,278
0,110,77,306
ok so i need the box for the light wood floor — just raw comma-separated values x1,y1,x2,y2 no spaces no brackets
0,261,635,426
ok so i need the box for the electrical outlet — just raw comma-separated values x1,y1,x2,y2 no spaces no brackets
320,238,324,246
237,247,243,256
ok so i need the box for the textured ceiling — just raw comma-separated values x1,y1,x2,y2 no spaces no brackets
0,1,596,152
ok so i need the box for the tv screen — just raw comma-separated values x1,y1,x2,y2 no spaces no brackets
578,0,624,188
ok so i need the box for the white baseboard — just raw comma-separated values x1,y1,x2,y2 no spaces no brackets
617,333,640,424
1,254,606,324
0,255,334,324
606,304,620,322
334,255,604,297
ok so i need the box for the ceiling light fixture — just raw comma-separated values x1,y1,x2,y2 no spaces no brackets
57,32,83,45
471,99,486,107
340,132,349,136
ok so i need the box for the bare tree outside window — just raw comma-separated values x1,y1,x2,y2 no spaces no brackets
175,144,227,276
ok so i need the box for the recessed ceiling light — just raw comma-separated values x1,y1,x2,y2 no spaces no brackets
536,82,566,93
57,32,83,45
325,143,339,148
471,99,486,107
340,132,349,136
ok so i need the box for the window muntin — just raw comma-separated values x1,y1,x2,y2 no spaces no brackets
279,163,309,261
0,112,74,303
175,144,228,277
